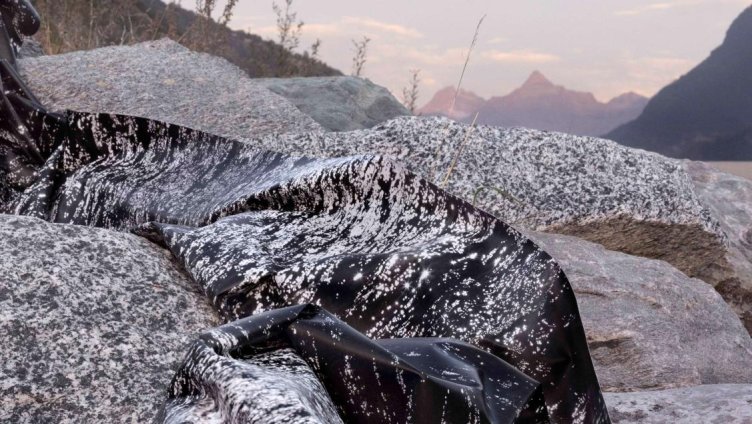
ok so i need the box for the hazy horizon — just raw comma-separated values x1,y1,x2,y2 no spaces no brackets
193,1,751,102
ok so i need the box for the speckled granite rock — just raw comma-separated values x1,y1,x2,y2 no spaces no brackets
17,37,42,58
17,39,322,138
0,214,220,423
0,94,610,421
256,76,409,131
604,384,752,423
685,160,752,333
251,116,726,287
527,231,752,392
18,38,44,59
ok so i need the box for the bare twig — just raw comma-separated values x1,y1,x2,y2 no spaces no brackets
351,36,371,77
401,69,421,114
273,0,304,75
219,0,239,26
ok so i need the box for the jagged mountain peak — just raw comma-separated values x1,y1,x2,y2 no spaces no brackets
419,73,648,137
521,70,555,88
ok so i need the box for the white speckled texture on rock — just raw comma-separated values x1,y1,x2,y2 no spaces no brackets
685,160,752,334
17,39,323,138
604,384,752,423
256,76,410,131
250,116,727,293
162,348,344,424
527,231,752,392
0,214,220,423
6,110,609,422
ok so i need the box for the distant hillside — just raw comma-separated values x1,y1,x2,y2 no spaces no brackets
419,71,648,137
606,6,752,160
29,0,342,78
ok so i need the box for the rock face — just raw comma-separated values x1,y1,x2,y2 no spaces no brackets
3,104,610,422
254,116,727,291
606,6,752,160
256,76,409,131
0,215,220,423
685,161,752,333
18,37,42,58
527,231,752,392
604,384,752,423
17,39,323,138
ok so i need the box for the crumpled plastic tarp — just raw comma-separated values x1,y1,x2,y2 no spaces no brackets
0,2,610,423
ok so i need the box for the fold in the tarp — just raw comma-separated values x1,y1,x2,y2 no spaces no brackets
161,304,547,423
3,108,610,423
0,2,610,422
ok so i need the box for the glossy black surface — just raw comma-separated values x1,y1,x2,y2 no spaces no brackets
0,2,610,422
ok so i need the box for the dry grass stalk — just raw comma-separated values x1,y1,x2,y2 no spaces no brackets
429,14,486,182
448,14,485,116
441,112,479,188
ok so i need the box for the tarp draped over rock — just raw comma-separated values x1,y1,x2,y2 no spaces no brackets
0,2,610,423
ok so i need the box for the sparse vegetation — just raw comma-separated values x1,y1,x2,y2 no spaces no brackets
351,36,370,77
402,68,421,114
272,0,302,75
273,0,302,52
181,0,237,52
29,0,341,77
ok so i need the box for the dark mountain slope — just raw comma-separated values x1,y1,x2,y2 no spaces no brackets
606,6,752,160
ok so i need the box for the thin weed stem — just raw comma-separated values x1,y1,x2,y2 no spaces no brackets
441,112,479,188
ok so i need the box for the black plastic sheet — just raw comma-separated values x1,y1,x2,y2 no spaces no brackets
161,304,548,423
0,2,610,422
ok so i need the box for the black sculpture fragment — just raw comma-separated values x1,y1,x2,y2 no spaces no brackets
0,2,611,423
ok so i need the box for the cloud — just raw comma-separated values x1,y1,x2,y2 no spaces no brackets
618,55,695,95
615,2,678,16
341,17,423,38
613,0,742,17
302,23,344,37
486,36,509,45
481,49,560,64
237,17,421,41
362,41,468,68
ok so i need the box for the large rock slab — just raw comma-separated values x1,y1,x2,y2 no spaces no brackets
2,102,609,421
253,116,726,288
256,76,409,131
17,39,322,138
0,215,220,423
527,231,752,392
604,384,752,423
685,160,752,333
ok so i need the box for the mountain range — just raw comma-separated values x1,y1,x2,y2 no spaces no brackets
419,71,649,137
605,5,752,160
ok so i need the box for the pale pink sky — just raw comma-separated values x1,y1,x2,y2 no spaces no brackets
193,1,751,102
